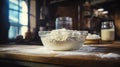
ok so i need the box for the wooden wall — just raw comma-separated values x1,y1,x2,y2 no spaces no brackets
34,0,120,40
114,10,120,40
55,6,78,30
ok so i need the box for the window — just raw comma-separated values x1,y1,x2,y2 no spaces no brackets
9,0,28,39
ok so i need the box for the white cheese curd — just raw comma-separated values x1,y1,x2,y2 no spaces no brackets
86,33,100,39
39,29,87,51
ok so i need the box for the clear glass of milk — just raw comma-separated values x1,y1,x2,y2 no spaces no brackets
101,21,115,42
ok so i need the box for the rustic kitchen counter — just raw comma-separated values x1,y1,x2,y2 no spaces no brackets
0,41,120,67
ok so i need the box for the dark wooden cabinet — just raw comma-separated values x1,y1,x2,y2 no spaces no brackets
36,0,80,30
34,0,120,40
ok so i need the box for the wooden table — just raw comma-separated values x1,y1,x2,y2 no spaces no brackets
0,42,120,67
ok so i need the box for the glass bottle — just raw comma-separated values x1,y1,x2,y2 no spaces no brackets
101,13,115,43
55,17,72,30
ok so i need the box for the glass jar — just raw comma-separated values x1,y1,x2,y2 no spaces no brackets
101,20,115,43
55,17,72,29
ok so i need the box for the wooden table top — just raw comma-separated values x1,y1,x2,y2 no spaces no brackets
0,41,120,67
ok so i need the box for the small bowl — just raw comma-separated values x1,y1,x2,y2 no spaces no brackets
39,30,88,51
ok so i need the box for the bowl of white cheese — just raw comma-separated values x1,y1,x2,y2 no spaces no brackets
39,29,88,51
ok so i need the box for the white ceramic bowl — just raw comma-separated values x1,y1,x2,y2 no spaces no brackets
39,30,88,51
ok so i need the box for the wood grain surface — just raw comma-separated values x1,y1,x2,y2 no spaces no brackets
0,42,120,67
